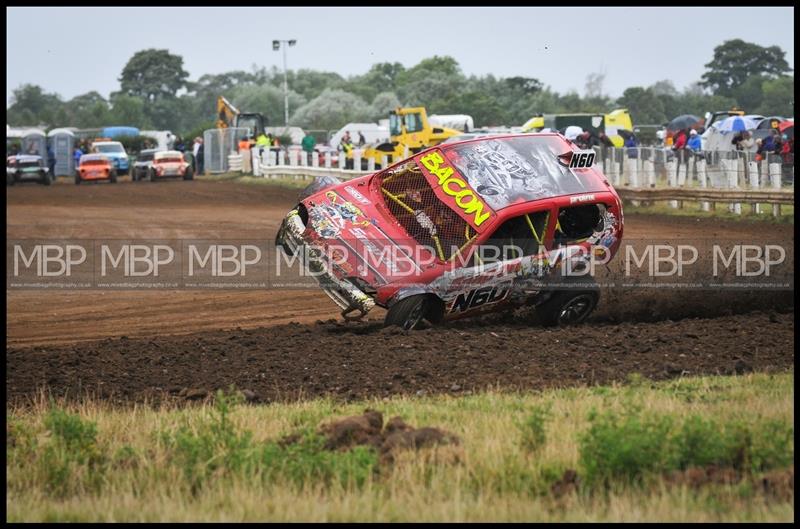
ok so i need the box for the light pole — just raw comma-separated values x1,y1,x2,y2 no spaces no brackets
272,39,297,127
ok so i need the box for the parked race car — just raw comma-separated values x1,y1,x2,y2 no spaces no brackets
131,148,158,181
75,154,117,184
91,140,130,175
146,150,193,181
6,154,52,186
276,133,624,329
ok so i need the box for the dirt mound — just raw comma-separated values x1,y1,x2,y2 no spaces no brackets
283,409,460,464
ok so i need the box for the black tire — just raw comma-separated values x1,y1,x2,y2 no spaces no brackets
132,169,139,182
75,173,82,185
384,294,432,330
147,169,154,182
40,171,51,186
7,172,14,186
183,167,194,180
536,277,599,327
109,170,117,183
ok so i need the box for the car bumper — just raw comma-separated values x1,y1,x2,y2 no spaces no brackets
276,209,375,319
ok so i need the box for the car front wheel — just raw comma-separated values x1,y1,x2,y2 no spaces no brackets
384,294,432,330
109,170,117,183
535,278,599,327
183,167,194,180
40,171,51,186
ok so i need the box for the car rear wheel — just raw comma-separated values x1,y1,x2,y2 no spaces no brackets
74,173,82,185
109,170,117,183
7,172,14,186
183,167,194,180
40,171,51,186
536,277,599,327
384,294,432,330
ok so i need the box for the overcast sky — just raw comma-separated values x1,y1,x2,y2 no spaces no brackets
6,6,795,105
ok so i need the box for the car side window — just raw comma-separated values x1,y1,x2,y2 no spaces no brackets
553,204,602,246
473,210,549,265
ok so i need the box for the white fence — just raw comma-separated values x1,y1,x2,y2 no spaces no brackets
238,145,794,217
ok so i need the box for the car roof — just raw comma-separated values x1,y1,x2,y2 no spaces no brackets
13,155,42,162
92,141,123,145
80,154,110,162
417,133,610,212
154,150,184,159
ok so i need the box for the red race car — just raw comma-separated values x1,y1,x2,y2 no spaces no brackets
145,151,193,181
75,154,116,184
276,133,624,329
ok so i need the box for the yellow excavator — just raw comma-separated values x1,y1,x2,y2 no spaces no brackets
349,107,462,169
216,96,267,138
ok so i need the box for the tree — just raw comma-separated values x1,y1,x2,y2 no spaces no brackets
756,76,794,117
584,72,606,99
731,75,767,113
368,92,402,122
650,79,679,97
700,39,791,96
6,84,63,126
616,87,666,125
62,91,110,128
119,49,190,102
290,89,370,131
230,84,306,128
108,94,152,129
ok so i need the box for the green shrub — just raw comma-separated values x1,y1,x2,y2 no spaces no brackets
578,406,794,489
40,408,107,497
518,403,551,454
578,406,674,487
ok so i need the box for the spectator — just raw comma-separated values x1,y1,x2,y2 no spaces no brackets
686,129,702,153
301,132,316,163
196,139,205,176
624,133,639,158
732,130,753,151
192,137,202,171
174,136,186,152
672,128,688,151
357,131,366,146
47,144,56,176
598,132,614,148
238,136,252,173
73,146,83,173
780,134,793,163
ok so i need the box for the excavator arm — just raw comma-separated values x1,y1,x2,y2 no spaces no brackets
216,96,239,129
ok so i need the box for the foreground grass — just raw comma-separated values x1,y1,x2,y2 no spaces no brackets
7,372,793,522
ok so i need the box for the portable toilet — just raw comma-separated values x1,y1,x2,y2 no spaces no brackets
21,129,47,158
47,128,75,176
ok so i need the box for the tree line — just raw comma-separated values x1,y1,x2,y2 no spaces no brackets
6,39,793,141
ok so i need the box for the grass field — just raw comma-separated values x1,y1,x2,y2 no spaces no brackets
7,372,793,522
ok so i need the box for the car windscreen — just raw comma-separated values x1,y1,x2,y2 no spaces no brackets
81,159,107,166
442,135,607,211
138,152,155,162
95,144,124,153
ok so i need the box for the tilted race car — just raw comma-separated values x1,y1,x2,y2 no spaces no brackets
6,155,52,186
75,154,116,184
147,151,193,181
276,133,624,330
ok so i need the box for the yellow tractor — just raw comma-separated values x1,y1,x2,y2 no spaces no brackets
521,108,634,147
349,107,462,169
216,96,267,138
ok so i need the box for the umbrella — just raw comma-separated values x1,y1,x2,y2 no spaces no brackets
667,114,701,131
713,115,759,133
778,119,794,133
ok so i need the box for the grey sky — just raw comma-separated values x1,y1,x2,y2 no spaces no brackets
6,6,795,106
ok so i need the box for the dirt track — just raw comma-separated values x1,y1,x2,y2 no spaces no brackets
6,178,795,404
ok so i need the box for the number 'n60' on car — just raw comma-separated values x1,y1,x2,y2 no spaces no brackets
276,133,624,330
